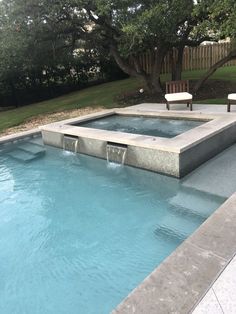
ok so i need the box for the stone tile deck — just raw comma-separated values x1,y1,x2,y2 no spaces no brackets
193,254,236,314
125,103,236,113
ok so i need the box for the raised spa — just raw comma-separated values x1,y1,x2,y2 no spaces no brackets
41,109,236,178
72,114,205,138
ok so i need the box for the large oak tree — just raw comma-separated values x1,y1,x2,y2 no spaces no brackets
79,0,216,93
194,0,236,92
0,0,233,100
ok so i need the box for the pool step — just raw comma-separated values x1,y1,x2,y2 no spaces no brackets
154,210,203,243
169,188,220,219
154,225,185,243
154,187,223,243
182,144,236,198
6,142,45,162
17,142,46,156
7,149,38,162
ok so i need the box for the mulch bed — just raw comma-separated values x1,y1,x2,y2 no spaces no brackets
1,79,235,137
116,79,236,106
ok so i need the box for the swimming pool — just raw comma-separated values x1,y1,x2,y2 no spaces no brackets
73,114,205,138
0,138,225,314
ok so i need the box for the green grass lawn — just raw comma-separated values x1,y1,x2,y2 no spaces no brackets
0,66,236,133
0,78,140,133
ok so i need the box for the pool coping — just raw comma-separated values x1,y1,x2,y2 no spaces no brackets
39,108,236,154
0,125,236,314
0,128,40,145
40,108,236,177
112,191,236,314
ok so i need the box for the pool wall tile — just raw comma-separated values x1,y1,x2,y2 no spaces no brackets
78,137,107,159
0,128,40,145
180,122,236,177
127,146,179,177
42,130,64,148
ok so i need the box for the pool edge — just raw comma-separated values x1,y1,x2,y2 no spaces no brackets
1,127,235,314
112,192,236,314
0,128,41,144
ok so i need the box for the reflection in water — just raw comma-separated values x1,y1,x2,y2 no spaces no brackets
0,142,225,314
77,115,205,138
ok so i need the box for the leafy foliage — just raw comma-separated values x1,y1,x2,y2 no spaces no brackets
0,0,234,105
0,0,126,107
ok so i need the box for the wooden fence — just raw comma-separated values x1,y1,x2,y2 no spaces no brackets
136,42,236,74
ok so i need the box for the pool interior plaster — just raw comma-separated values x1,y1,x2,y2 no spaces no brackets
2,104,236,313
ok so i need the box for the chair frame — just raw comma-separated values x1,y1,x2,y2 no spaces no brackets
227,98,236,112
165,80,192,111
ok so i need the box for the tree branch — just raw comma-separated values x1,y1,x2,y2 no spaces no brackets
85,9,121,37
110,44,145,78
194,49,236,92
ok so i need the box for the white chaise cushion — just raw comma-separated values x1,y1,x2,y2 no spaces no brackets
165,92,193,102
228,93,236,100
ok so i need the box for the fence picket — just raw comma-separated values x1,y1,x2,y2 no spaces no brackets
134,43,236,74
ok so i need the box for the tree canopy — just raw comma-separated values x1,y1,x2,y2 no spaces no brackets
0,0,234,105
78,0,217,92
193,0,236,91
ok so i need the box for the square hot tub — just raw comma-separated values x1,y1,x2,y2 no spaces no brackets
40,107,236,178
71,114,205,138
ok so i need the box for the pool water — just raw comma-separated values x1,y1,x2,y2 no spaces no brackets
77,115,205,138
0,139,224,314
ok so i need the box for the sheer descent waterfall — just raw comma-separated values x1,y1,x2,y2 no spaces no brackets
106,143,127,165
63,135,79,153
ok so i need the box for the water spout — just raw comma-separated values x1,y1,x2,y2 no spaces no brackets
106,143,127,165
63,135,79,153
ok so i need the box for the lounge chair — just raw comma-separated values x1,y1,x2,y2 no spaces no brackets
227,94,236,112
165,80,193,111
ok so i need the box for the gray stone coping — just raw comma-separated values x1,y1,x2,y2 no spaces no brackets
112,192,236,314
0,128,41,144
40,108,236,154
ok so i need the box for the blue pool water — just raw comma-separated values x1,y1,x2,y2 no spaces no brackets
0,138,224,314
76,114,205,138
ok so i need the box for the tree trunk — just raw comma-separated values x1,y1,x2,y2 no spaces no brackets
193,49,236,93
144,75,163,94
150,48,166,94
171,46,184,81
110,44,166,95
9,79,19,108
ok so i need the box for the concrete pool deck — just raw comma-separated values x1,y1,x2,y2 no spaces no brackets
125,102,236,113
